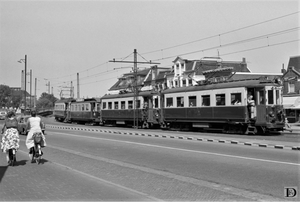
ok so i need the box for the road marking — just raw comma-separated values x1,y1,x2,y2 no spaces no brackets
51,131,300,166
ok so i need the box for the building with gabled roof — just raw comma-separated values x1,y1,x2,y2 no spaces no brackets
281,55,300,123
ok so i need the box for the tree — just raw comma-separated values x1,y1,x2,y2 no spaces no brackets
0,85,12,108
36,93,58,110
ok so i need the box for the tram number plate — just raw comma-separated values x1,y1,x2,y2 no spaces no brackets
193,123,209,128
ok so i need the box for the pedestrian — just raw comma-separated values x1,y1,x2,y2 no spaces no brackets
1,110,20,165
284,117,293,133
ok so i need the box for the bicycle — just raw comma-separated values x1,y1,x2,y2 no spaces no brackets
31,132,43,164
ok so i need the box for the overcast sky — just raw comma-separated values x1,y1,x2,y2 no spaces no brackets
0,0,299,99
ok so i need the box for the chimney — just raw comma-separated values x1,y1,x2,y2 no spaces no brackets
281,63,286,74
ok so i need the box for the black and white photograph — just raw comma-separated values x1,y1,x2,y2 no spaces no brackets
0,0,299,201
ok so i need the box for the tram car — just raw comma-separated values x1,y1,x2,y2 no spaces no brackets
54,98,74,122
159,77,285,134
101,90,161,128
68,97,101,124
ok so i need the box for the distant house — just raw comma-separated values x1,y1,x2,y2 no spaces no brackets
282,56,300,122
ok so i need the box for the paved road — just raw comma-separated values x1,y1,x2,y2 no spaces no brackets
0,118,299,201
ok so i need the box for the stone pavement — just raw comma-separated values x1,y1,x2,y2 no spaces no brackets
0,148,157,201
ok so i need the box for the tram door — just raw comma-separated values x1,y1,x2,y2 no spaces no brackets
254,88,267,124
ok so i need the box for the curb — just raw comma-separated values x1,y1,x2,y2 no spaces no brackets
47,125,300,151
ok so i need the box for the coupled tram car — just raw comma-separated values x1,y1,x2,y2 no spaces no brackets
54,97,101,125
54,77,285,135
160,77,285,134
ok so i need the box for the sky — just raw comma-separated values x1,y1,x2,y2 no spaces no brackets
0,0,299,99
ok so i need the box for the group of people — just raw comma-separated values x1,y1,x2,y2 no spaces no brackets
1,109,46,165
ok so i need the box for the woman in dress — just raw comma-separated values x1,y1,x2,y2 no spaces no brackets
1,110,20,165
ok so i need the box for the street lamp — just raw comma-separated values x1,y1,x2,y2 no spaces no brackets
18,55,27,112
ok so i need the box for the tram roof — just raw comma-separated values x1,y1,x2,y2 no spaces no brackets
101,90,154,99
162,78,280,94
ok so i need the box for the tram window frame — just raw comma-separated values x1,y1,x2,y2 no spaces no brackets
86,104,89,111
268,90,274,105
276,90,280,104
82,104,85,111
136,100,141,109
121,101,125,109
216,94,226,106
259,90,265,104
189,96,196,107
202,95,210,106
103,102,106,109
154,97,158,108
128,100,133,109
166,97,173,107
177,96,184,107
108,102,112,109
231,93,242,105
114,101,119,109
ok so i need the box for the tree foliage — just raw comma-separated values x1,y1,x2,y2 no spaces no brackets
0,85,11,107
36,93,58,110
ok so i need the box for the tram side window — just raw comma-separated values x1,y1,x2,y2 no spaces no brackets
231,93,242,105
108,102,112,109
103,102,106,109
121,101,125,109
128,100,133,109
114,102,119,109
216,94,226,106
259,91,265,104
177,97,184,107
202,95,210,106
86,104,89,111
166,97,173,107
154,98,158,108
276,90,280,104
82,104,85,111
189,96,196,107
97,103,101,111
268,90,274,104
136,100,141,109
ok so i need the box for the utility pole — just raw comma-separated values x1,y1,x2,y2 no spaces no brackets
30,69,32,109
77,73,80,98
34,78,37,108
109,49,160,129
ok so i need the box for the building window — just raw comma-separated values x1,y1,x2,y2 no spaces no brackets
188,79,193,86
182,80,186,87
189,96,196,107
108,102,112,109
288,82,295,93
175,80,178,87
166,97,173,107
202,95,210,106
216,94,225,106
